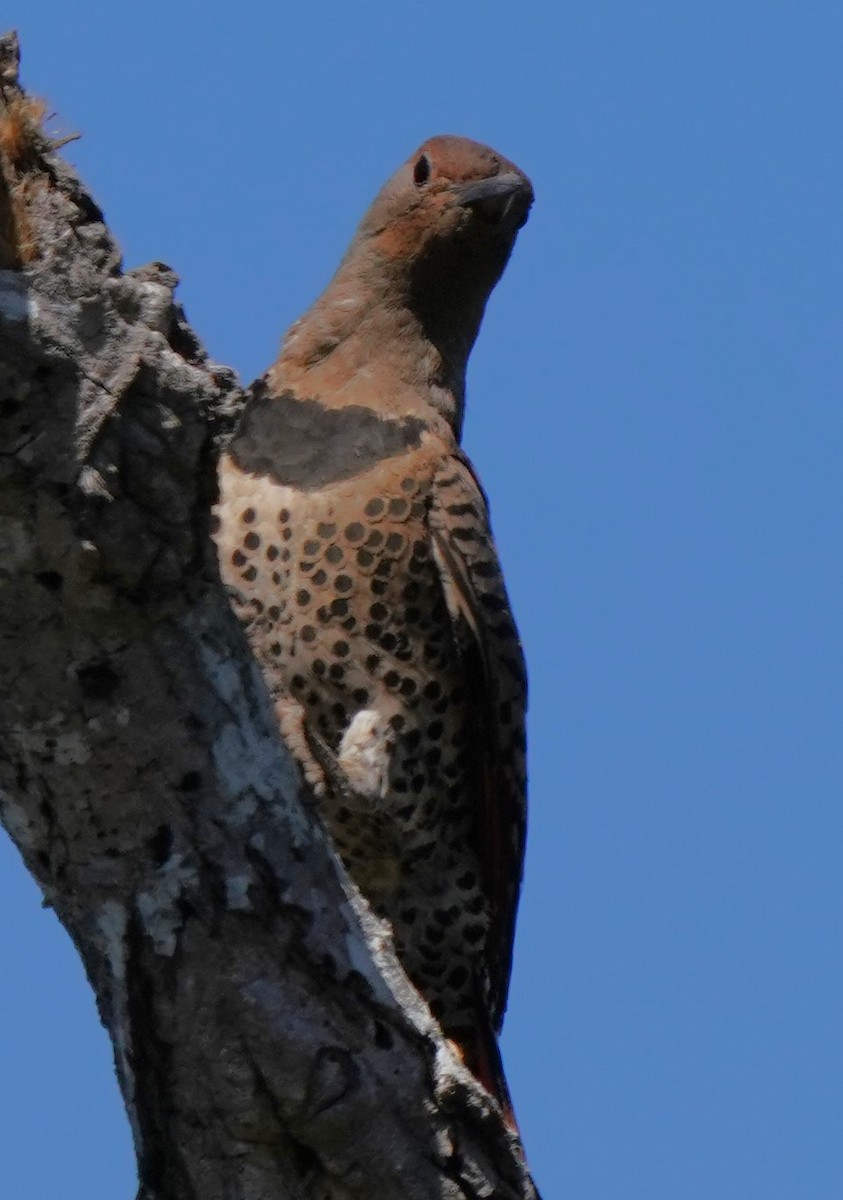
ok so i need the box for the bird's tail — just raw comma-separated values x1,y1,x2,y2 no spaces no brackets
460,1022,519,1134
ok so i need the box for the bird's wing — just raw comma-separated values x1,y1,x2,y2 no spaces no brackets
428,450,528,1029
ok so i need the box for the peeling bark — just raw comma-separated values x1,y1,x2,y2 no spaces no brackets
0,32,539,1200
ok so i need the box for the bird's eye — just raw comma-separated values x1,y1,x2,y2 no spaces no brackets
413,154,431,187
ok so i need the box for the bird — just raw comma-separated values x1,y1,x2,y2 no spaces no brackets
214,135,532,1122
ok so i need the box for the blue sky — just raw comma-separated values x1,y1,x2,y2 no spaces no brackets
2,3,842,1197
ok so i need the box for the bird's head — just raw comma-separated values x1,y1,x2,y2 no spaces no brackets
275,135,532,433
349,134,533,304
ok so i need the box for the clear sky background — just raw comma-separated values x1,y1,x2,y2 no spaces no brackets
2,3,842,1197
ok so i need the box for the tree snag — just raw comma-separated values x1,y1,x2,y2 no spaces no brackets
0,30,540,1200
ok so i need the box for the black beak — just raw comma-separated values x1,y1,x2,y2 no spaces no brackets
456,172,534,228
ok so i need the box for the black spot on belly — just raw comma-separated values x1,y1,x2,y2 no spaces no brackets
447,965,469,989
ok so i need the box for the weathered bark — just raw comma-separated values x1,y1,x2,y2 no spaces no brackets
0,32,539,1200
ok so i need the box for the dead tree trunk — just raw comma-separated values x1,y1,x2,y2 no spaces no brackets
0,32,539,1200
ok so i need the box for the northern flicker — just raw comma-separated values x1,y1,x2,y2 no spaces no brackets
215,135,531,1116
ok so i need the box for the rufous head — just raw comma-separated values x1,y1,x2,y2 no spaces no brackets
347,134,533,294
275,136,533,433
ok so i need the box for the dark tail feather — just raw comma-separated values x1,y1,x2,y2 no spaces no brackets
461,1023,519,1134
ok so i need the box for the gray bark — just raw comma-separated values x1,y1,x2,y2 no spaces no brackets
0,32,539,1200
